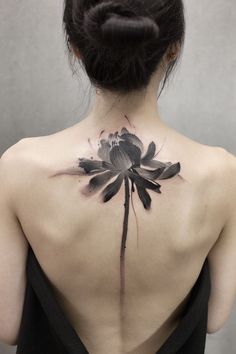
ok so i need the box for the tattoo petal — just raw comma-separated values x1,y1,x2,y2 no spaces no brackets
120,130,144,152
87,170,118,193
157,162,181,180
98,139,111,163
109,145,133,171
141,141,156,162
141,159,169,169
79,158,106,173
119,141,142,167
135,185,152,210
102,173,124,202
128,170,161,193
134,166,166,180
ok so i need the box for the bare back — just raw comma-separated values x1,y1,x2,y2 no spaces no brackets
14,120,226,354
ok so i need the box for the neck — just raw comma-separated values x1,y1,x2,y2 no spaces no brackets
83,84,167,134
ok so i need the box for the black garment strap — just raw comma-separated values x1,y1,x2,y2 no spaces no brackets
27,246,89,354
25,245,210,354
155,257,211,354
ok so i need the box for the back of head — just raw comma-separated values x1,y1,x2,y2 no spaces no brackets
63,0,185,95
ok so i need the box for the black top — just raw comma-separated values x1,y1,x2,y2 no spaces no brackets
16,246,211,354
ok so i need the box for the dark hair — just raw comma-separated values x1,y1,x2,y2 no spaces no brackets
63,0,185,96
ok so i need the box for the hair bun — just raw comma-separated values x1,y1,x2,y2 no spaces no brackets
83,1,160,49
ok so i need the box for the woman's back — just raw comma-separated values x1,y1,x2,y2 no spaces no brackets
13,119,226,354
1,1,236,353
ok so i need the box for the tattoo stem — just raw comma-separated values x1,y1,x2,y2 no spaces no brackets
120,175,130,308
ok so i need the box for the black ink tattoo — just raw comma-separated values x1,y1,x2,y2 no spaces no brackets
51,127,183,307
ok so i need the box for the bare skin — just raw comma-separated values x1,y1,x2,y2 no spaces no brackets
0,39,235,351
11,115,229,354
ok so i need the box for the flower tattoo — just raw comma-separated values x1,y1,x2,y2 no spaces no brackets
51,127,183,306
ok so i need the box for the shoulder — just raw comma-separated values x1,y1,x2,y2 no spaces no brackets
207,146,236,193
0,138,29,181
0,126,80,179
214,146,236,212
1,137,39,170
0,132,72,198
208,145,236,169
0,135,57,166
0,137,46,198
175,129,235,186
190,140,235,180
1,136,43,158
200,145,236,220
202,144,235,184
177,138,235,224
168,127,235,183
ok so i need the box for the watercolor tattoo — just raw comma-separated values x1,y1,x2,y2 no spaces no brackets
51,127,183,307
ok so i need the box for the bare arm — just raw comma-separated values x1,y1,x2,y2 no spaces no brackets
0,140,29,345
207,148,236,333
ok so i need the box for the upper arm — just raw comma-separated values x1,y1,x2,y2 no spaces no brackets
207,147,236,334
0,141,29,345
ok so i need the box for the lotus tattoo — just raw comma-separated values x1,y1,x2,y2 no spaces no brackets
51,127,183,305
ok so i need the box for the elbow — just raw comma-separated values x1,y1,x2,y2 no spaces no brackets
207,325,221,334
206,316,228,334
0,322,19,346
206,298,234,334
0,333,18,347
